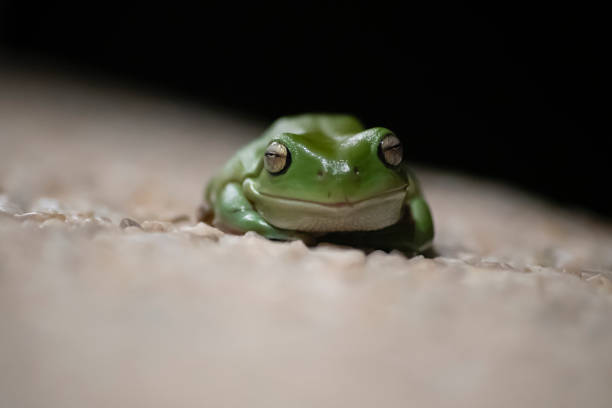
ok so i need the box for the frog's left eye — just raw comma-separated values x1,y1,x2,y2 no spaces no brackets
264,141,290,174
379,134,403,166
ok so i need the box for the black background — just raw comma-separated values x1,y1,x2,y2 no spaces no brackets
0,2,609,217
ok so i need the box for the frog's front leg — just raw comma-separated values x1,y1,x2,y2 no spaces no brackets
407,195,434,253
213,182,309,242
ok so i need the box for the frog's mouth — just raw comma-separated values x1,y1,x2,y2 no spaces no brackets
243,179,407,232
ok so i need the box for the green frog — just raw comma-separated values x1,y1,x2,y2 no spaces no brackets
200,114,434,255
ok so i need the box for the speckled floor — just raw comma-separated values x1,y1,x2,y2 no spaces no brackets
1,70,612,408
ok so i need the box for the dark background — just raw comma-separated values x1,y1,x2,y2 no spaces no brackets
0,2,609,217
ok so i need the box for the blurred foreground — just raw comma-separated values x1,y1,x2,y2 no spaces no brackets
1,70,612,407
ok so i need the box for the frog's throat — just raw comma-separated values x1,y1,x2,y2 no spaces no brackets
242,178,407,232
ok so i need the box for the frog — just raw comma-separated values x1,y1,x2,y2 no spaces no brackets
200,114,434,255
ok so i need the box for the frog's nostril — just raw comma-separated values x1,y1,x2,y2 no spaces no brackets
317,169,324,178
353,166,360,176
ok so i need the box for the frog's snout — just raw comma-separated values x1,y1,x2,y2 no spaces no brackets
315,163,360,180
313,164,363,204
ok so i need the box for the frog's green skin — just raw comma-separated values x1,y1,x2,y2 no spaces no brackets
203,114,434,254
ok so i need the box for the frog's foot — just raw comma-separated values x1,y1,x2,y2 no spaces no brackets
243,222,316,246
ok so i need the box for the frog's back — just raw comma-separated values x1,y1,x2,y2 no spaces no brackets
205,114,364,204
263,114,365,139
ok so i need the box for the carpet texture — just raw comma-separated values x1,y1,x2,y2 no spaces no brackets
1,70,612,408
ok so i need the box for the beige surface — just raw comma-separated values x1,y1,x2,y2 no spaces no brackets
1,70,612,408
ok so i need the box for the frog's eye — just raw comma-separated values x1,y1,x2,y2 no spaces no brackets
379,134,403,167
264,141,290,174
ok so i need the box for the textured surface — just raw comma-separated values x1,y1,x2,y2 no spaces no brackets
1,71,612,408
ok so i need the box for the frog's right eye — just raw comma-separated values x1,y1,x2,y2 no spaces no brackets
379,134,403,167
264,141,291,174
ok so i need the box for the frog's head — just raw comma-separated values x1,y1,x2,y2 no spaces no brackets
243,127,416,232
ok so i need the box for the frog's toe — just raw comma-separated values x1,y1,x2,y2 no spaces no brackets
264,230,315,246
